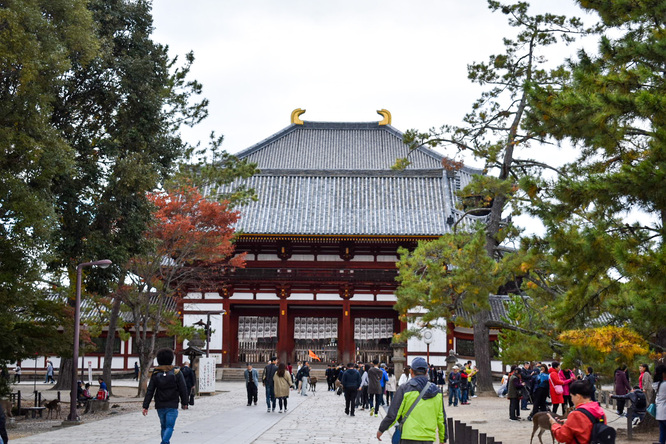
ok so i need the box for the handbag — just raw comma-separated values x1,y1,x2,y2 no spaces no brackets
392,382,432,444
550,377,563,395
647,402,656,417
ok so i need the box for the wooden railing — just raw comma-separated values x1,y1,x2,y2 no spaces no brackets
447,417,502,444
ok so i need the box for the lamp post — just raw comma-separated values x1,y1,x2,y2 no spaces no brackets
67,259,112,424
194,311,226,358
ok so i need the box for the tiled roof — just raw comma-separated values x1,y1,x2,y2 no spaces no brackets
219,120,484,236
456,294,511,324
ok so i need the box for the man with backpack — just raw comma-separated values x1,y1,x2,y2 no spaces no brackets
262,356,279,411
142,348,189,444
548,379,616,444
611,386,648,425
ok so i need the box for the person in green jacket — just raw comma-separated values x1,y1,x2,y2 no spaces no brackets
377,357,447,443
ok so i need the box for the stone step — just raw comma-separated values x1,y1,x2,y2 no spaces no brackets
218,367,328,381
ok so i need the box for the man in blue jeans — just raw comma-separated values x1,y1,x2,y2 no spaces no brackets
448,366,461,406
262,356,278,412
142,348,189,444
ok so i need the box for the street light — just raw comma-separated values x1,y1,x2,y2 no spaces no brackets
67,259,112,424
193,310,226,357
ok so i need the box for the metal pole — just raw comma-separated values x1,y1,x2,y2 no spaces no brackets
67,259,111,424
68,264,83,422
206,313,211,357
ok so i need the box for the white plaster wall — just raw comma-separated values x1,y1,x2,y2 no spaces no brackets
230,292,253,300
289,293,314,300
256,293,279,300
317,254,342,261
183,302,224,312
350,255,374,262
376,294,397,302
317,294,341,301
185,292,202,299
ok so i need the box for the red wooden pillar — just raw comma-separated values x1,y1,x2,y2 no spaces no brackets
340,298,352,364
446,320,455,353
221,297,232,367
278,298,289,364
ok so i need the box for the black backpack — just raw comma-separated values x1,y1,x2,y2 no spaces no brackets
633,390,647,410
575,408,616,444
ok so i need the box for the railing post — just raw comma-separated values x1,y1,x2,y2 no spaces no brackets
479,432,487,444
454,420,463,444
471,428,479,444
447,417,455,444
487,437,495,444
626,406,633,440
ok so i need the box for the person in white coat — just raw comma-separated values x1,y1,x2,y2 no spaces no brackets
398,365,411,386
654,364,666,444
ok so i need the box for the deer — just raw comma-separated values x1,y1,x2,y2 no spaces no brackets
42,399,61,420
530,408,573,444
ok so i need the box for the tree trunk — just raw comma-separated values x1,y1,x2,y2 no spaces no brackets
102,295,122,396
137,355,152,398
53,358,73,391
473,309,494,393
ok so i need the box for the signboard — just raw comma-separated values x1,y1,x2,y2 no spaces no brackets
198,357,216,394
87,361,93,384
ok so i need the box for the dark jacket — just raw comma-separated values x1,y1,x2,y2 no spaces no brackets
448,371,461,389
507,373,524,399
0,405,8,444
612,389,647,412
615,369,631,396
142,365,188,410
341,368,362,389
262,363,278,386
379,375,446,442
180,365,196,390
368,367,384,395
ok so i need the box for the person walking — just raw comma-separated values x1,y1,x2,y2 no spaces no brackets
262,356,278,412
142,348,189,444
341,362,361,416
180,362,196,406
244,363,259,406
527,364,550,421
367,359,384,417
559,367,575,408
134,361,140,381
273,363,292,413
298,361,310,396
376,357,446,443
614,364,632,416
360,363,370,410
386,368,397,407
653,364,666,444
548,379,608,444
45,361,55,383
13,365,21,384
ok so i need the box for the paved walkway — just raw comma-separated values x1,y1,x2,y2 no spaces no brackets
12,382,391,444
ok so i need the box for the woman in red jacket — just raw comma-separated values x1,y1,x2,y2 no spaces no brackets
550,361,574,415
549,379,607,444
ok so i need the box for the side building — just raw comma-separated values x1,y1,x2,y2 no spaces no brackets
181,110,505,369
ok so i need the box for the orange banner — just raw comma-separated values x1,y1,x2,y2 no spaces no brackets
308,349,321,361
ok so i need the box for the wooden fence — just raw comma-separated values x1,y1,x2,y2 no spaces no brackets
447,417,502,444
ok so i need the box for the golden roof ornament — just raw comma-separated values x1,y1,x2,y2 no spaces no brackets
291,108,306,125
377,109,391,125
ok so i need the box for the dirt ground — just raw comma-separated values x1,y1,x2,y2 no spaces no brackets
445,393,659,444
6,384,142,440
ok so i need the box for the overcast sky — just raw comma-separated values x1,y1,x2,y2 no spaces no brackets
151,0,596,169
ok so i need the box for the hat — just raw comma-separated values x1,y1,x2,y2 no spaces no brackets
411,357,428,371
453,365,459,370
